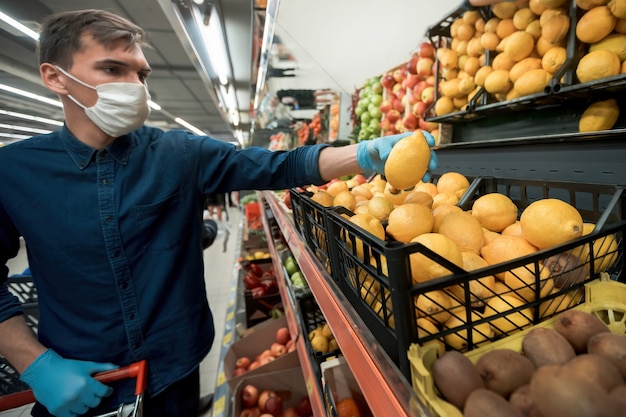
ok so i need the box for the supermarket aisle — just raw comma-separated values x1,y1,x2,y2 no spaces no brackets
1,205,242,416
199,204,242,414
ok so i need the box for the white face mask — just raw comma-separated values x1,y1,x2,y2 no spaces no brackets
56,66,151,137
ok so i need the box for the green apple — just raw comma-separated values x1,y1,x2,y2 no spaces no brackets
291,271,306,286
284,257,299,276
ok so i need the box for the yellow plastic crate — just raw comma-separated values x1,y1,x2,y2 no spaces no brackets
408,274,626,417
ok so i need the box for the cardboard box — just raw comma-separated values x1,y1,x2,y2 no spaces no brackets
223,316,300,391
321,357,372,417
232,367,310,416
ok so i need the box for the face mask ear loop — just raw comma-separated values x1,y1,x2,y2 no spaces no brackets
54,66,96,110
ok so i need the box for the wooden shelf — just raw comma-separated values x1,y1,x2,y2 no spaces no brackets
261,192,434,417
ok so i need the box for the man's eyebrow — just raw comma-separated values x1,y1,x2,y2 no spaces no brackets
95,59,152,72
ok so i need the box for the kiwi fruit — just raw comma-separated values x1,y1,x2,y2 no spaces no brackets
563,353,624,391
530,365,615,417
553,309,610,353
475,348,535,397
464,388,525,417
587,332,626,378
608,385,626,411
432,350,483,409
522,327,575,367
509,384,545,417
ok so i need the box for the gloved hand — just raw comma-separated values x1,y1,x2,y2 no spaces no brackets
20,349,117,417
356,131,438,181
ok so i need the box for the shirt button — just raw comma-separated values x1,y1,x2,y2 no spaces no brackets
121,282,128,289
112,250,120,258
102,179,109,185
133,342,140,349
105,216,112,222
129,313,135,320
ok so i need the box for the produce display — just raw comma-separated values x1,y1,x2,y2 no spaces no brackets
238,383,313,417
421,301,626,416
232,325,296,378
243,261,279,298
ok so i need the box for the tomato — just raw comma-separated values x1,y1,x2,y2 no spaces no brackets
337,397,361,417
250,286,266,298
259,279,278,294
246,262,263,277
242,272,261,290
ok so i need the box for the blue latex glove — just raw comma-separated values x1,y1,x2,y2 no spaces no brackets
356,131,438,180
20,349,117,417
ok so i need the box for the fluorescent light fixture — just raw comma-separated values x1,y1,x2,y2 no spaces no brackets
0,11,39,40
148,100,162,111
0,84,63,107
0,132,30,140
195,5,231,86
0,123,52,134
174,117,206,136
0,109,63,126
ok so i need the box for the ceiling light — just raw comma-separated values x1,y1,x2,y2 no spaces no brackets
148,100,162,111
0,84,63,107
0,123,52,134
174,117,206,135
195,5,231,86
0,11,39,40
192,0,205,4
0,132,30,140
0,109,63,126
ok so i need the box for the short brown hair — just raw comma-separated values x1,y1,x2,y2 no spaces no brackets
37,9,147,67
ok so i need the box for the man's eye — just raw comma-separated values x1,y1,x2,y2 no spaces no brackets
139,73,149,82
103,67,118,74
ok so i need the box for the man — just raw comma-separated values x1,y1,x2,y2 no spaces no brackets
0,9,435,417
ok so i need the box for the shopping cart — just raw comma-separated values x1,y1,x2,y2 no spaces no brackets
0,359,147,417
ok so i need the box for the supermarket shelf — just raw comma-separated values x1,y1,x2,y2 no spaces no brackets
259,199,326,417
262,192,434,417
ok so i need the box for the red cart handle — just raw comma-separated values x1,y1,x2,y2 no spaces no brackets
0,359,147,411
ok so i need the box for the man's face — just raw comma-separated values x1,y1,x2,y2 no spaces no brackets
61,34,152,107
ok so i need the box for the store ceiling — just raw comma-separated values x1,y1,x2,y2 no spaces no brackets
0,0,461,146
0,0,251,144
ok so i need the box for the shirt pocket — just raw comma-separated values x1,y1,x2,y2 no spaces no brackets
133,192,183,250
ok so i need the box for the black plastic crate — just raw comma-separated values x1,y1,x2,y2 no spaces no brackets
0,357,29,395
324,177,625,380
7,275,37,304
299,293,342,380
289,189,333,276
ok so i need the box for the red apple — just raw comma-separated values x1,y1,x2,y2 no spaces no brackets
379,117,391,131
264,396,283,417
413,80,428,99
426,75,436,86
407,91,419,105
392,98,404,113
392,83,403,96
258,390,277,412
392,68,405,83
380,73,395,89
405,73,420,90
283,192,292,209
236,356,251,370
270,342,287,357
259,356,275,366
241,384,259,408
353,173,367,184
419,118,438,132
275,327,290,345
379,99,392,114
387,109,401,123
248,361,262,371
283,407,299,417
416,57,434,77
395,119,404,133
421,86,435,105
233,367,247,377
407,55,419,74
240,407,261,417
402,113,419,131
295,396,312,417
419,41,436,58
260,349,272,359
259,414,273,417
412,101,428,118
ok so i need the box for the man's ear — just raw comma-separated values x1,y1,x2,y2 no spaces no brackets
40,63,67,95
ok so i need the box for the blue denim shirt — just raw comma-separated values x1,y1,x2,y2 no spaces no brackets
0,125,327,403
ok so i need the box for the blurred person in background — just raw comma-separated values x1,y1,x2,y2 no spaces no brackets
0,8,436,417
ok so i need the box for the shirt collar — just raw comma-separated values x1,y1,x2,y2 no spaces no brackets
60,125,132,169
